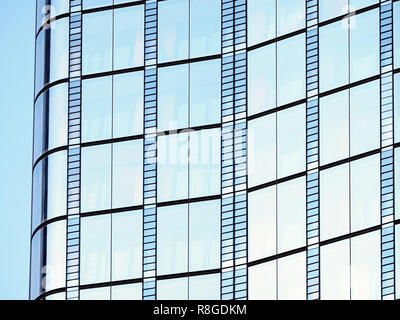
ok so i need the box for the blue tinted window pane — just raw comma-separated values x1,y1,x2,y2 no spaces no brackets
320,20,349,92
81,144,111,213
248,44,276,115
395,2,399,69
35,29,45,95
112,211,142,281
114,6,144,70
80,287,111,300
82,76,112,143
158,133,189,202
248,114,276,187
157,278,188,300
277,177,306,253
320,240,350,300
189,129,220,198
111,283,142,300
189,200,220,271
113,71,144,138
278,252,306,300
277,104,306,178
395,74,400,143
189,274,220,300
112,140,143,208
190,59,221,127
157,205,188,275
350,80,380,156
248,0,276,46
83,0,112,9
320,90,349,165
36,0,69,31
277,0,305,36
248,186,276,261
49,18,69,84
81,214,111,285
249,261,277,300
30,230,42,299
158,64,188,131
396,148,400,220
82,11,113,75
277,34,305,106
319,0,348,22
320,164,350,241
158,0,189,63
350,9,379,82
351,231,381,300
349,0,378,11
190,0,220,58
350,155,380,232
396,225,400,299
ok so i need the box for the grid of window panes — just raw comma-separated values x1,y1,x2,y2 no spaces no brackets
31,0,400,300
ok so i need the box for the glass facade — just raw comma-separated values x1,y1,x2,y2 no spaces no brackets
31,0,400,300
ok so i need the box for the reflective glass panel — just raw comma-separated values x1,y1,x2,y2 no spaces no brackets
157,204,188,275
319,0,348,22
277,177,306,253
36,0,69,31
80,287,110,300
248,0,276,46
248,44,276,115
349,0,378,11
396,148,400,220
350,154,380,232
111,283,142,300
114,6,144,70
81,144,111,213
190,0,221,58
395,2,400,69
83,0,112,9
249,261,277,300
278,252,306,300
248,186,276,261
248,114,276,187
113,71,144,138
277,0,305,36
157,278,188,300
82,76,112,143
81,214,111,285
394,74,399,144
190,59,221,127
112,140,143,208
189,274,220,300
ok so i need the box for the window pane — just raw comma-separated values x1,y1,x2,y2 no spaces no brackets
320,240,350,300
277,177,306,253
81,214,111,285
349,0,378,11
350,9,380,82
320,20,349,92
248,44,276,115
320,90,349,165
189,200,220,271
82,11,113,75
350,154,381,232
112,140,143,208
396,148,400,220
319,0,348,22
249,261,276,300
277,0,305,36
35,28,45,96
248,186,276,261
190,59,221,127
248,0,276,46
81,144,111,212
278,252,306,300
80,287,110,300
157,278,188,300
36,0,69,31
30,230,42,298
113,71,144,138
395,2,400,69
157,205,188,275
396,225,400,299
394,74,399,144
49,18,69,85
189,274,220,300
190,0,220,58
350,80,380,156
158,0,189,63
277,34,305,106
351,231,381,300
112,210,142,281
114,6,144,70
320,164,349,241
158,64,188,131
82,76,112,143
158,133,189,202
83,0,112,9
111,283,142,300
189,129,220,198
248,114,276,187
45,292,66,300
277,104,306,178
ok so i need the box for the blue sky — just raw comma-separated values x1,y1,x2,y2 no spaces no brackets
0,2,35,299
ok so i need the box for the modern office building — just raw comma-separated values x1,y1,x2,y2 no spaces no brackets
30,0,400,300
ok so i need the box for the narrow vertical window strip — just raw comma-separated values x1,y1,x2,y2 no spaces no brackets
306,0,320,301
380,0,395,300
66,0,83,301
142,0,158,301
